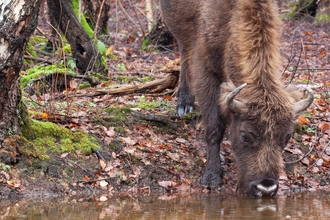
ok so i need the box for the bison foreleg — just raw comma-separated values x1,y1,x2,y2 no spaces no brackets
201,122,225,189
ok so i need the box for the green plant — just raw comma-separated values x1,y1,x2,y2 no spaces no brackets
1,164,10,171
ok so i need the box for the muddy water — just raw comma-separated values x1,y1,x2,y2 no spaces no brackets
0,193,329,220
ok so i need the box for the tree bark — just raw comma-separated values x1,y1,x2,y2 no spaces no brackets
83,0,110,35
0,0,41,147
47,0,107,75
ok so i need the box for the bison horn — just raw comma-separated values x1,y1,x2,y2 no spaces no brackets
225,83,247,112
293,87,314,113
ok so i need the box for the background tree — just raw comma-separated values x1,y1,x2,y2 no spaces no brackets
47,0,108,75
0,0,41,148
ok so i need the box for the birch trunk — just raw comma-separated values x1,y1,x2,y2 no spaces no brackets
0,0,41,148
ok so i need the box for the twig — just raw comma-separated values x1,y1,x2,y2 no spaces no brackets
24,55,53,64
282,31,297,77
128,0,146,36
93,0,106,37
300,39,313,86
117,0,144,35
289,41,303,83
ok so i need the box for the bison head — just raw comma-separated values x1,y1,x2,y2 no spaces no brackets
220,82,314,197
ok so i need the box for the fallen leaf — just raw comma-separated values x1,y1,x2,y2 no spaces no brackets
60,152,69,158
121,137,137,146
70,79,78,89
297,115,309,125
100,180,108,188
158,180,176,189
100,160,106,169
99,196,108,202
301,157,310,166
319,122,330,133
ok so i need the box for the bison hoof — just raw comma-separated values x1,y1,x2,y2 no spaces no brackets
201,169,223,190
177,95,195,116
177,104,194,116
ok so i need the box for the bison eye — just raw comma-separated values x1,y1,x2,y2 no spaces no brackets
241,133,250,142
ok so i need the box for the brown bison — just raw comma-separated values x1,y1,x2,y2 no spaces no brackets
160,0,314,196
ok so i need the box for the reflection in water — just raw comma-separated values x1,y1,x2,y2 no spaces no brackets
1,193,330,219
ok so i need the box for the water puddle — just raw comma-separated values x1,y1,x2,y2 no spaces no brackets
1,192,329,219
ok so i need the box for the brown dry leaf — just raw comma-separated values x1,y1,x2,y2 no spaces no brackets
297,115,309,125
100,160,106,169
84,175,90,181
1,171,10,180
7,180,16,187
319,122,330,133
315,99,326,106
107,170,117,178
70,79,78,89
105,127,116,137
301,157,310,166
121,137,137,146
60,152,69,158
177,183,191,192
158,180,176,189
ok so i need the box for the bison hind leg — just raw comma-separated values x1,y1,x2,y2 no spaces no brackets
177,88,195,116
177,45,195,116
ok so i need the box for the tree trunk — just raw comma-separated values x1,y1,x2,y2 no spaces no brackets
83,0,110,35
47,0,107,75
291,0,320,18
0,0,41,148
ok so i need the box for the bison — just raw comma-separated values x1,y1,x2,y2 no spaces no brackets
160,0,314,196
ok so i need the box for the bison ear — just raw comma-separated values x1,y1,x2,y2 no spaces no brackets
220,82,247,115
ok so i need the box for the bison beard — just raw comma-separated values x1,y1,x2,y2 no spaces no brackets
160,0,314,197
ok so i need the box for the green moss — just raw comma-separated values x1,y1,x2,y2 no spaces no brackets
135,96,167,109
70,0,94,37
26,42,38,57
21,119,100,159
78,82,91,89
316,13,330,22
115,75,152,84
99,107,131,134
20,64,76,89
63,44,72,53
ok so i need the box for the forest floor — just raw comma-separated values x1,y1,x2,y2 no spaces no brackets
0,1,330,200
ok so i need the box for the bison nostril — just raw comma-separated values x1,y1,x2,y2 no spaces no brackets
250,178,278,197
